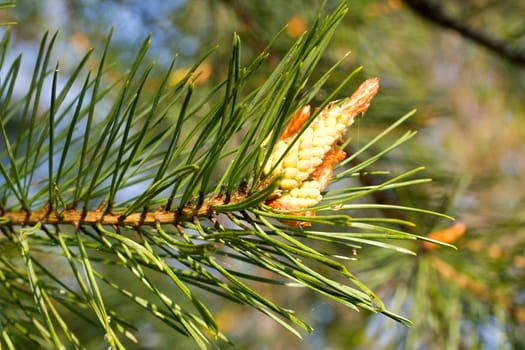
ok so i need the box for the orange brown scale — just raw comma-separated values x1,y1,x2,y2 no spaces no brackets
280,105,312,141
310,146,347,191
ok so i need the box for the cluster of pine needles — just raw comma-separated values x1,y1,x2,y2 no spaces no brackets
0,1,451,348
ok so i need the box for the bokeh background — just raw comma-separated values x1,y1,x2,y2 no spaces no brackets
1,0,524,349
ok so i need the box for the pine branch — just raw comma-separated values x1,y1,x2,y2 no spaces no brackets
0,1,452,348
404,0,525,66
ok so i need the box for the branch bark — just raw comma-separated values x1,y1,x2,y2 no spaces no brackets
0,207,213,228
404,0,525,67
0,194,233,228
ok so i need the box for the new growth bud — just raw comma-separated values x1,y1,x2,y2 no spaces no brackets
263,78,380,226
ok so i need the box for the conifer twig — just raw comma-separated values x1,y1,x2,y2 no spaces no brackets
404,0,525,66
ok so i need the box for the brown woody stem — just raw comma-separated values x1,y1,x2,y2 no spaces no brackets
0,207,211,227
0,194,235,227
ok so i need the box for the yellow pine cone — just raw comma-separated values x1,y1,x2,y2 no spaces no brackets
264,78,380,223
